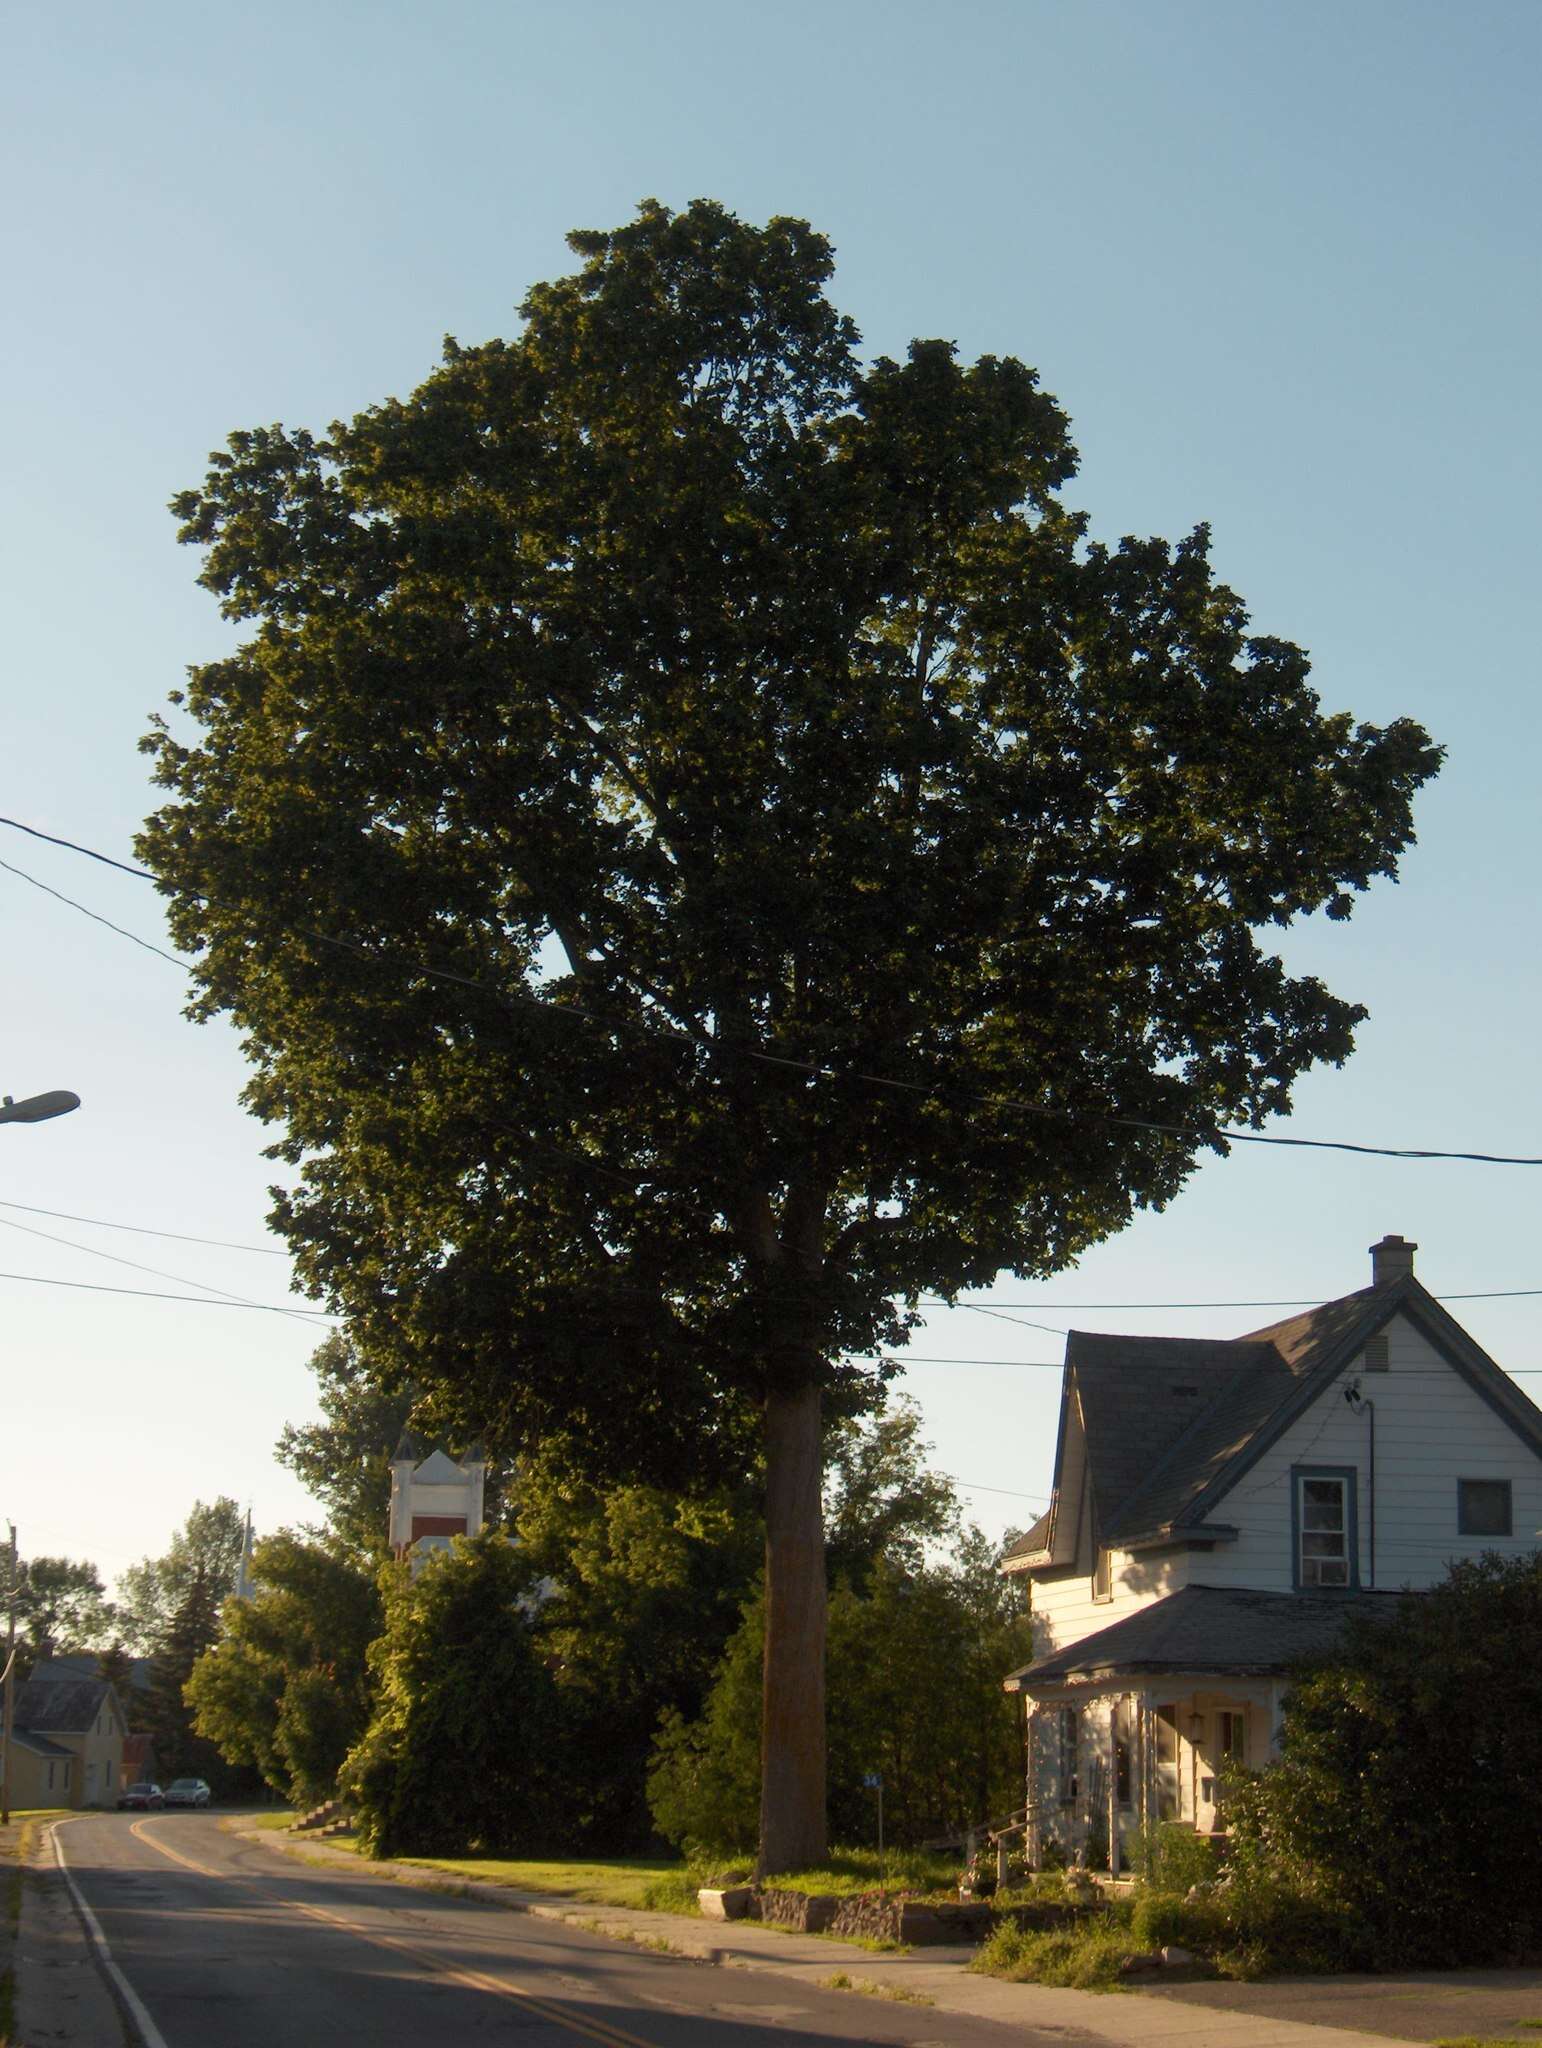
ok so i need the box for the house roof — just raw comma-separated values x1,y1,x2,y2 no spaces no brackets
9,1729,75,1759
1008,1268,1542,1569
1004,1583,1412,1688
25,1653,154,1694
13,1675,116,1734
1072,1331,1298,1543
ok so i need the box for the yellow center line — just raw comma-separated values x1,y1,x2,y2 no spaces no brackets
127,1821,661,2048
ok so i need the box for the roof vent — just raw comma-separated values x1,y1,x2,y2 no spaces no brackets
1370,1234,1417,1286
1363,1333,1390,1373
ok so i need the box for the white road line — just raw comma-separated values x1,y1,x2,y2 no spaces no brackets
52,1819,174,2048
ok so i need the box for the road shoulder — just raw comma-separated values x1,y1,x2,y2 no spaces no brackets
9,1818,130,2048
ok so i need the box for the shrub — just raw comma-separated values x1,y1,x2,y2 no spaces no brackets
971,1918,1132,1990
1128,1822,1219,1894
1225,1554,1542,1969
1122,1884,1195,1949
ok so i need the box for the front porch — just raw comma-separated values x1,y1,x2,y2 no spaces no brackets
1001,1583,1410,1873
1013,1678,1280,1872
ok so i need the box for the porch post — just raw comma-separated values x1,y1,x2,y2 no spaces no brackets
1024,1704,1042,1867
1107,1699,1121,1878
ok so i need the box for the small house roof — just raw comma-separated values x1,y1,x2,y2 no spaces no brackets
9,1729,75,1759
1000,1510,1052,1564
1005,1583,1412,1688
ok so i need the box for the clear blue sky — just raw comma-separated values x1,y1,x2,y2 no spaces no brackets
4,0,1539,1588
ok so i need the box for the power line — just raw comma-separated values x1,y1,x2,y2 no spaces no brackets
0,1268,1536,1389
0,1269,335,1318
0,855,187,969
0,1184,1536,1314
0,1198,287,1257
943,1475,1050,1501
0,1188,1534,1308
6,814,1541,1170
944,1291,1542,1309
0,1214,316,1323
892,1352,1542,1378
0,817,151,882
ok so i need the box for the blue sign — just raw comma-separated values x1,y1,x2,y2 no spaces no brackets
862,1772,883,1789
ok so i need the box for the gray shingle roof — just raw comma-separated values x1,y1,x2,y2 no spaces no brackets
1002,1270,1542,1577
1071,1331,1292,1541
1005,1583,1413,1688
1000,1510,1052,1563
13,1676,113,1734
10,1729,74,1758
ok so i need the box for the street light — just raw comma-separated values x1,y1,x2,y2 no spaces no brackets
0,1091,80,1125
0,1089,78,1818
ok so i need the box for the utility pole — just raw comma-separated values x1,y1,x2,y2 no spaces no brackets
2,1523,17,1827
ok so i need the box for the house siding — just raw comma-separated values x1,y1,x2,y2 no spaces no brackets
1031,1548,1180,1652
1181,1314,1542,1594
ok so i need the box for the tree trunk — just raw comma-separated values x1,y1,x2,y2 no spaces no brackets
758,1378,828,1875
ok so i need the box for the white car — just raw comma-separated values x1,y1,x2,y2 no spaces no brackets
163,1778,212,1809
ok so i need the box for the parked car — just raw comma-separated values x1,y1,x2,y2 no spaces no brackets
164,1778,212,1809
117,1783,164,1811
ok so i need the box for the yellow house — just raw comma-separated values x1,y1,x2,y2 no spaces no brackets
3,1663,127,1810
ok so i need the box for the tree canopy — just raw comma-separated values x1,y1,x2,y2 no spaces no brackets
116,1497,248,1655
186,1530,381,1808
141,198,1440,1867
11,1555,117,1668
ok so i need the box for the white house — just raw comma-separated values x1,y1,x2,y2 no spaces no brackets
1001,1235,1542,1870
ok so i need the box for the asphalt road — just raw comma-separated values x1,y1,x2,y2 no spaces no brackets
54,1813,1067,2048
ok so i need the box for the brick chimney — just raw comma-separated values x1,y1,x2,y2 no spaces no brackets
1370,1234,1417,1286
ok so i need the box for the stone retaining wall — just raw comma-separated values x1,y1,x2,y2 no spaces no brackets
738,1887,1088,1947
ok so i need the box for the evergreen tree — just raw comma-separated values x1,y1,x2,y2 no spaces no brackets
117,1499,247,1655
147,1569,226,1785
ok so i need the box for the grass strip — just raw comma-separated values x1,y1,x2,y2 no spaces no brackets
818,1971,934,2006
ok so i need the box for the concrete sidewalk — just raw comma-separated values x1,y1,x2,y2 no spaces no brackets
238,1821,1403,2048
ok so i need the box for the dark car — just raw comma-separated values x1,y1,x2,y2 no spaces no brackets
117,1782,164,1811
164,1778,212,1809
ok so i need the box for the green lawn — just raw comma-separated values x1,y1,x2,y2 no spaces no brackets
331,1843,957,1911
248,1821,958,1915
354,1854,697,1911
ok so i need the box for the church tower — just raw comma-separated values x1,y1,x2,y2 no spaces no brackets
387,1434,487,1570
